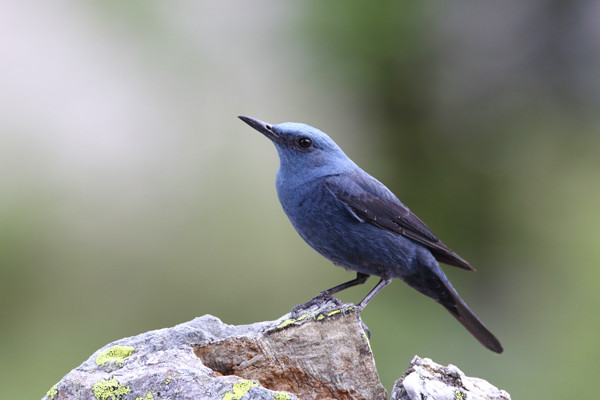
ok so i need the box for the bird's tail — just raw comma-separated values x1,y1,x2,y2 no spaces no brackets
404,271,503,353
444,287,503,353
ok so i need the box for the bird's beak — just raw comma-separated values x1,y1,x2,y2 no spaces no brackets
238,115,280,142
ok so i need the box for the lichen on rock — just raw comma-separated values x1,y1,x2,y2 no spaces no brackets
95,345,135,367
41,300,509,400
91,377,130,400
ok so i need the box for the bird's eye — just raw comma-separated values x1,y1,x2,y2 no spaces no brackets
298,137,312,148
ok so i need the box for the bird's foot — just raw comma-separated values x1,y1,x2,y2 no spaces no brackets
291,293,343,319
291,295,370,337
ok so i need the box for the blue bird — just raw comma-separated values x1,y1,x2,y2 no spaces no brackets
239,115,503,353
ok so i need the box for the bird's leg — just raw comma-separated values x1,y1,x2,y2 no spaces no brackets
291,272,369,318
356,277,392,311
316,272,370,298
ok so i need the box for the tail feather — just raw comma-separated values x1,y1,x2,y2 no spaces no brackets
404,270,503,353
445,290,503,353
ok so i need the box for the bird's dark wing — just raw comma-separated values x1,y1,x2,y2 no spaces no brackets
324,174,475,271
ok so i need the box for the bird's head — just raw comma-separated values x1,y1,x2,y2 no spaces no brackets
238,116,353,177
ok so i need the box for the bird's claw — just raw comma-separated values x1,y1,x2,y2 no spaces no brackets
291,294,343,319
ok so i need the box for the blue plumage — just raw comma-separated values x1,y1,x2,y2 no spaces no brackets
239,116,502,353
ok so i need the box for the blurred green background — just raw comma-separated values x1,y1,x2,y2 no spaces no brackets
2,1,599,399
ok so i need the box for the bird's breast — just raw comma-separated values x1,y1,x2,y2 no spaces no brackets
275,177,422,277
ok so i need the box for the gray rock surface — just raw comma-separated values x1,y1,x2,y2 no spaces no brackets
43,300,509,400
43,301,385,400
390,356,511,400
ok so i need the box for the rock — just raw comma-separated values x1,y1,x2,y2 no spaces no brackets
43,300,386,400
43,300,510,400
390,356,511,400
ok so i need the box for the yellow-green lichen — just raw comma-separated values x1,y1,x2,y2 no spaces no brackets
163,378,171,385
362,332,372,351
95,345,135,367
275,313,310,329
316,308,340,320
454,389,466,400
275,318,296,329
46,383,58,399
274,306,355,330
274,392,291,400
136,391,154,400
316,306,355,321
222,378,258,400
92,377,130,400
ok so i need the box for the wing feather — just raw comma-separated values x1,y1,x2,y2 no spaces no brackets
324,174,475,271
